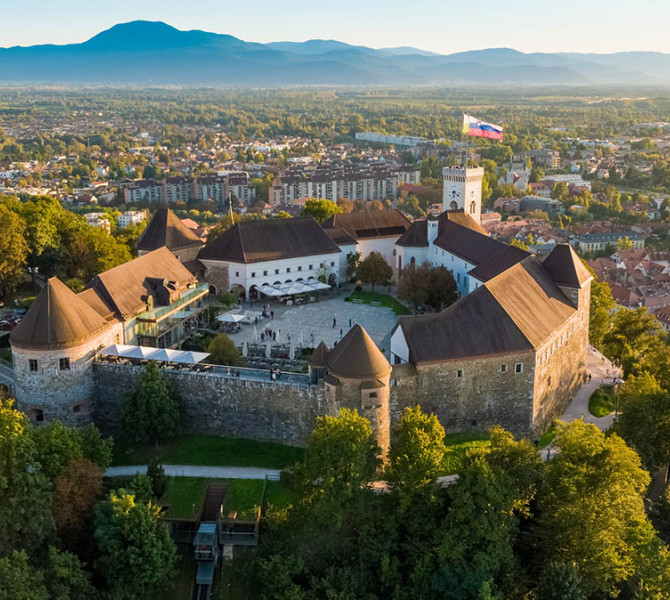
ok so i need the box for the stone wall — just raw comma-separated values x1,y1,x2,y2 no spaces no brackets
391,350,536,436
93,363,333,445
200,260,230,296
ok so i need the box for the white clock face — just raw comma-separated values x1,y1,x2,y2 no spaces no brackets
449,186,461,200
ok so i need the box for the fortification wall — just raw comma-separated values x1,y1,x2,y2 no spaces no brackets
93,363,331,446
391,350,536,436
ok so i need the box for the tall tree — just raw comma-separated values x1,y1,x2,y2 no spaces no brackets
94,492,176,600
385,406,446,499
356,251,392,291
397,262,458,311
0,205,28,297
121,362,181,446
45,546,96,600
537,421,657,597
0,550,48,600
206,333,246,367
301,198,342,224
0,399,54,556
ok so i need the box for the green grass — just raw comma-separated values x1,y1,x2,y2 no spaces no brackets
112,434,304,469
223,479,296,520
589,386,616,418
0,282,36,309
345,290,411,315
536,424,557,448
443,432,490,474
160,477,209,520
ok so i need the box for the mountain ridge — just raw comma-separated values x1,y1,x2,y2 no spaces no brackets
0,20,668,85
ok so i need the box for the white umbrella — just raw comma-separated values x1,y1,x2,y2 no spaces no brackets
217,312,245,323
148,348,178,362
99,344,135,357
171,351,210,364
124,346,159,359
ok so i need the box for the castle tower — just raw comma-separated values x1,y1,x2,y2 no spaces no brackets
137,208,204,264
542,244,593,313
442,166,484,223
9,278,116,424
324,325,392,456
307,341,330,384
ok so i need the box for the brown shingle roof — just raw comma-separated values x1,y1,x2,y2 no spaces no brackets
397,256,576,364
468,244,529,283
137,208,203,252
308,341,330,366
322,209,411,240
434,217,509,266
396,220,428,247
541,244,592,288
11,278,110,350
199,217,340,264
85,247,196,319
326,324,391,379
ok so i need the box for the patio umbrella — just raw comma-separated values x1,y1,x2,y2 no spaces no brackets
124,346,160,359
99,344,135,357
170,351,210,364
217,312,245,323
148,348,177,362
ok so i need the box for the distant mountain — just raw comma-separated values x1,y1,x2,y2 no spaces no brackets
0,20,667,85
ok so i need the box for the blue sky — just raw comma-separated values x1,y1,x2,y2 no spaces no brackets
4,0,669,54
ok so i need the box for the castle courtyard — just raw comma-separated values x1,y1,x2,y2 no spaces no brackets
226,294,400,352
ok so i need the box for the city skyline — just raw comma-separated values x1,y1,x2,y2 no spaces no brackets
3,0,670,54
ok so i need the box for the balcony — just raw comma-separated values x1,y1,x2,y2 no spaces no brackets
137,282,209,323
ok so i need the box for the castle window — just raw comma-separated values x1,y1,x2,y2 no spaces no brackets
471,419,478,427
298,266,302,271
275,269,280,274
287,267,291,273
235,271,240,277
251,272,256,278
114,334,121,344
59,358,70,371
457,369,463,378
72,403,84,414
501,364,508,373
369,392,378,399
393,249,396,256
515,363,524,374
309,264,313,270
29,359,39,372
30,408,44,422
263,270,268,276
331,262,335,267
470,201,476,214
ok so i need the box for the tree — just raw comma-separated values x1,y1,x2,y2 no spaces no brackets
585,263,615,349
537,421,657,597
53,459,104,546
206,333,246,366
0,399,54,556
295,408,380,503
614,373,670,470
385,406,446,499
147,459,169,499
433,458,518,600
551,181,570,204
45,546,96,600
537,562,585,600
397,261,458,310
121,362,181,446
301,198,342,224
345,251,360,281
0,204,28,297
0,550,48,600
33,421,112,480
603,307,665,377
356,251,392,291
94,492,176,600
398,195,426,218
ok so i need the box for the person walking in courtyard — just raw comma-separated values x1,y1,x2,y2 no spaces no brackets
349,317,352,327
332,317,337,328
271,310,274,320
340,328,343,339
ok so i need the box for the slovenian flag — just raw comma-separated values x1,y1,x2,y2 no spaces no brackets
462,114,503,140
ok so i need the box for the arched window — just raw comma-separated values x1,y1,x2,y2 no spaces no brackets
410,257,416,266
470,201,476,214
450,201,458,210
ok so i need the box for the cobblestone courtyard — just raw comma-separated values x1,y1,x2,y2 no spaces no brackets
227,294,400,353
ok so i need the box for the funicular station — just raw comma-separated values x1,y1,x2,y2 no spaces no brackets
166,480,265,600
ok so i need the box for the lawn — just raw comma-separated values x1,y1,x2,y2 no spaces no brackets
536,424,557,448
160,477,209,520
589,386,616,418
224,479,297,519
443,431,490,474
345,290,411,315
112,434,304,469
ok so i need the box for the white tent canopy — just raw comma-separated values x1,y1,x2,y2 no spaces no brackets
99,344,210,364
216,311,245,323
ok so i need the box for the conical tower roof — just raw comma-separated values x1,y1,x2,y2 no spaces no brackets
137,208,203,253
326,324,391,380
308,341,330,367
542,244,592,288
10,278,110,350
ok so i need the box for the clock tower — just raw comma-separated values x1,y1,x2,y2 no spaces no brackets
442,166,484,224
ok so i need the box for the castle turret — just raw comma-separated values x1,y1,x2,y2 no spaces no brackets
137,208,204,265
324,325,392,456
308,341,330,384
10,278,116,424
542,244,593,311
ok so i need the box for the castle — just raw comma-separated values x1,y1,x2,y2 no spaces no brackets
9,166,591,444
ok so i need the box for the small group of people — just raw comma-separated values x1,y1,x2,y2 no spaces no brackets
260,328,279,342
269,367,282,382
226,367,242,378
261,303,275,320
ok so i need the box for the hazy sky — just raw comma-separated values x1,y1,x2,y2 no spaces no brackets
3,0,670,54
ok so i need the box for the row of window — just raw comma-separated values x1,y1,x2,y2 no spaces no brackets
28,357,70,372
235,262,336,279
29,403,85,423
455,363,523,378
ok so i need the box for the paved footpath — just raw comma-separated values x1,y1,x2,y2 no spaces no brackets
106,465,280,479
